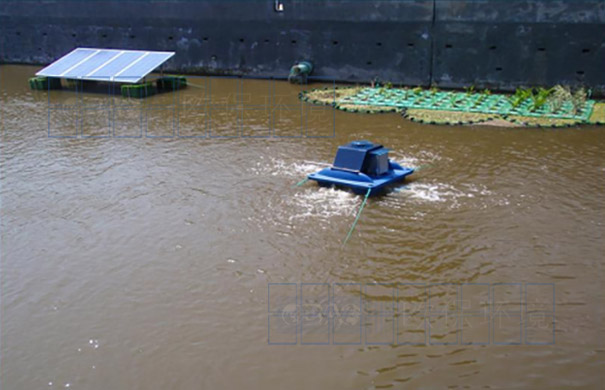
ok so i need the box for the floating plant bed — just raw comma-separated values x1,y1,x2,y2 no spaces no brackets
300,86,604,127
338,88,595,121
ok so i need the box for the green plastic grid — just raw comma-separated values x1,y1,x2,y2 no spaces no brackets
338,88,595,121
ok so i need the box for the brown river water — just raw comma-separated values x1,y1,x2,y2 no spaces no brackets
1,65,604,389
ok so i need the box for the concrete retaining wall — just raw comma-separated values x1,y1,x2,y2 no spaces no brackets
1,0,603,93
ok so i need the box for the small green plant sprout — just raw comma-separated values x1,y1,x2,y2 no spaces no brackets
385,81,393,89
510,88,532,110
482,88,491,96
530,87,553,112
465,85,475,95
571,87,587,114
449,94,459,107
509,88,521,107
451,93,465,107
412,86,423,95
474,94,486,107
430,86,439,95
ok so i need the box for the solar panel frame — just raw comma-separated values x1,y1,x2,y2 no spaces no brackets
36,48,175,83
35,48,98,77
113,52,175,83
87,51,142,81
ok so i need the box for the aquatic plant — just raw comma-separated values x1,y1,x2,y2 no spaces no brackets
571,87,587,114
510,88,533,110
548,85,571,112
530,87,553,112
474,94,486,107
449,94,459,107
446,93,465,108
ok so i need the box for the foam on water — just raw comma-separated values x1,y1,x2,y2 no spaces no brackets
389,150,443,168
249,157,326,178
287,187,359,221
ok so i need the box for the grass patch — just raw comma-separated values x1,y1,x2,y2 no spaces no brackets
404,109,496,125
504,115,581,127
337,103,400,113
303,86,362,103
588,102,605,124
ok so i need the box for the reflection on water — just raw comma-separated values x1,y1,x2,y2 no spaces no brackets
1,65,604,389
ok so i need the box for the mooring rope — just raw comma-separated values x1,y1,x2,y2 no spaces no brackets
185,81,207,89
292,177,309,188
343,187,372,246
414,163,432,172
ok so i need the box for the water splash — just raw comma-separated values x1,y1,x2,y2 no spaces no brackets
287,188,359,221
249,157,325,178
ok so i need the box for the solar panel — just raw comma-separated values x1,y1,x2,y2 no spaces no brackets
36,48,175,83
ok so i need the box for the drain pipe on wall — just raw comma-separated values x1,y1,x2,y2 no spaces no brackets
288,61,313,84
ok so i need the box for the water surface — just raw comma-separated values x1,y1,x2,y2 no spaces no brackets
1,65,604,389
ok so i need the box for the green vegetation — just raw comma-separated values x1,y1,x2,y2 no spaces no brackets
530,87,553,111
449,93,462,107
548,85,571,112
405,109,496,125
510,88,532,109
571,88,587,115
588,102,605,124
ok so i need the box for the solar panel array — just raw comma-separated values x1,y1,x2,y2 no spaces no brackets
36,48,175,83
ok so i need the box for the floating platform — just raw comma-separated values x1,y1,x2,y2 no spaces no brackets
121,82,157,98
30,48,184,99
156,76,187,92
28,76,62,90
308,141,414,196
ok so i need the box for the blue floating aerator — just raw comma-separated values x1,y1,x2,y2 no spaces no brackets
308,140,414,196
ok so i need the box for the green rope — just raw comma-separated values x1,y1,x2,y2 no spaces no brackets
414,163,432,172
292,177,309,188
343,187,372,246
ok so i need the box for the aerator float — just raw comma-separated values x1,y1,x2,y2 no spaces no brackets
292,140,415,245
308,140,414,196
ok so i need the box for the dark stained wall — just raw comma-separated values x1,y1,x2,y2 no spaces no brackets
1,0,603,93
